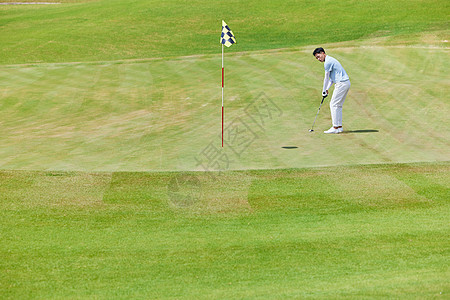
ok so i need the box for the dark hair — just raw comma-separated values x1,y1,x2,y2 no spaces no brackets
313,47,325,56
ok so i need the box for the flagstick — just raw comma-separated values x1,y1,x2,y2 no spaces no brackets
221,43,224,147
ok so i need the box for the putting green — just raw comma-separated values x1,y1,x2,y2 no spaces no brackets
0,38,449,171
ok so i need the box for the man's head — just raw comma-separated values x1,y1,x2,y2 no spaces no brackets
313,47,326,62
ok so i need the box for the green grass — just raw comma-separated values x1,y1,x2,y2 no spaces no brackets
1,0,449,298
1,162,449,298
0,39,449,171
0,0,449,64
0,1,448,172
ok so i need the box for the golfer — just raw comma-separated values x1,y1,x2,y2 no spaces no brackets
313,47,350,134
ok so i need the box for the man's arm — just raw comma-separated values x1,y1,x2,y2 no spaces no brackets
322,71,333,96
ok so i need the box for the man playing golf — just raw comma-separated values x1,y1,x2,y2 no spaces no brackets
313,48,350,134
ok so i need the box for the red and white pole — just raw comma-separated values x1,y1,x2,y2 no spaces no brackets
221,44,224,147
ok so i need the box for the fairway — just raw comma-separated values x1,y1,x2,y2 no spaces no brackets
1,0,449,298
1,163,449,298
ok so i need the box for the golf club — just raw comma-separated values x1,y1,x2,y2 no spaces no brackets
309,96,326,132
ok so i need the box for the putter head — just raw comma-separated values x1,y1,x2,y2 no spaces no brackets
309,129,314,132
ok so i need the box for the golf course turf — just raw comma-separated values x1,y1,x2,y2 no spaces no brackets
0,0,449,298
1,162,449,298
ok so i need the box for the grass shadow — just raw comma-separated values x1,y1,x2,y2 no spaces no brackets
345,129,379,133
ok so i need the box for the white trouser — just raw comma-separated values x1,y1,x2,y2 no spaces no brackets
330,80,350,127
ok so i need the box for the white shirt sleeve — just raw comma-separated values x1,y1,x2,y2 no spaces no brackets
323,71,333,93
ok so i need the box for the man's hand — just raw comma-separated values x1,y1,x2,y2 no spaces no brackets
322,91,328,98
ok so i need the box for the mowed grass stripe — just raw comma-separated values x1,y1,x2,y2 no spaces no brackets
337,47,450,160
0,162,448,298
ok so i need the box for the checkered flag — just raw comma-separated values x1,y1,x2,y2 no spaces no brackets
221,20,236,47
